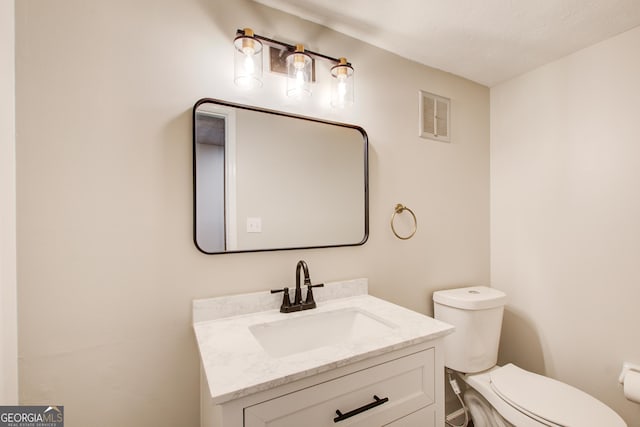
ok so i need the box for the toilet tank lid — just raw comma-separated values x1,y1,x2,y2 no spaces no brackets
433,286,506,310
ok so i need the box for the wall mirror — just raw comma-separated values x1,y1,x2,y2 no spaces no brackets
193,98,369,254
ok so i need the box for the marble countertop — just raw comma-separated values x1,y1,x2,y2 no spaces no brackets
193,279,454,404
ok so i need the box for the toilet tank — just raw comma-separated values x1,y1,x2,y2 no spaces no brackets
433,286,507,373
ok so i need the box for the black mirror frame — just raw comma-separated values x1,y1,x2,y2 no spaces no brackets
192,98,369,254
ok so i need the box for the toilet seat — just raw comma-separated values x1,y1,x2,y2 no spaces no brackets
488,364,626,427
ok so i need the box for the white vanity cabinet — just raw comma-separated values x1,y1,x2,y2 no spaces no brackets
201,341,444,427
194,281,454,427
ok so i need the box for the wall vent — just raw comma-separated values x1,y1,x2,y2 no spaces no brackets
419,90,450,143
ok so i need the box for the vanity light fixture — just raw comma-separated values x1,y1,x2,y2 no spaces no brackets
330,57,354,108
233,28,263,89
233,28,355,106
286,44,313,98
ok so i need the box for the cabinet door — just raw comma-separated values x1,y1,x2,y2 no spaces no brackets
384,406,435,427
244,349,434,427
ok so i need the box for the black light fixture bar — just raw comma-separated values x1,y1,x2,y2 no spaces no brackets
236,29,352,67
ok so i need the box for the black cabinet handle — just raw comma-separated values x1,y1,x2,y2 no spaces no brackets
333,395,389,423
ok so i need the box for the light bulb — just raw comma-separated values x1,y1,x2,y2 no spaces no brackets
242,43,255,56
244,55,255,75
296,69,304,90
337,75,347,102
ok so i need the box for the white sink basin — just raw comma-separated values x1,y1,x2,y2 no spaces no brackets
249,308,397,358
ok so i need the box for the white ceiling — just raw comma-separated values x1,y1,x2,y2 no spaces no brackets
254,0,640,87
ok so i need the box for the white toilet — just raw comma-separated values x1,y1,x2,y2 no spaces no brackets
433,286,626,427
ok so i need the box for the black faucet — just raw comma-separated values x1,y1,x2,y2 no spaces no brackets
271,260,324,313
294,260,311,306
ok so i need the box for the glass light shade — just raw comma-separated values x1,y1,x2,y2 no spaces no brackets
330,59,354,108
233,32,263,89
286,47,312,98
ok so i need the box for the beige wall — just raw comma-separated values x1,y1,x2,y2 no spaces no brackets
16,0,489,425
491,25,640,426
1,0,18,405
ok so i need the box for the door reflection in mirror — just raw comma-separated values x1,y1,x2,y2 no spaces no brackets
195,111,227,251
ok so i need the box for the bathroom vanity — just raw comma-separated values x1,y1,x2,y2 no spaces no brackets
193,279,453,427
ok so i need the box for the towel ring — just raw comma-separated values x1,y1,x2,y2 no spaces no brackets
391,204,417,240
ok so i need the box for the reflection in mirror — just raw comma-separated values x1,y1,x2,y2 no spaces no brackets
193,99,368,254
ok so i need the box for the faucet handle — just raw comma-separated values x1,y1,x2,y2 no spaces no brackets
271,287,292,312
303,283,324,307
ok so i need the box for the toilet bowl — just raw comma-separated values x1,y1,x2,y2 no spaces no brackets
433,286,626,427
463,388,512,427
